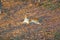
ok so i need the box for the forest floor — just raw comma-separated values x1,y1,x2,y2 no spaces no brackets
0,0,60,40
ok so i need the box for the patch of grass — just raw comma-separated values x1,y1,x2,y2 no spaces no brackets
54,32,60,40
39,0,60,10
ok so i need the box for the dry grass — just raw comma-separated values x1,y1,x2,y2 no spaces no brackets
0,0,60,40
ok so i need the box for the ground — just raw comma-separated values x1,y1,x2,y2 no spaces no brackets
0,0,60,40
